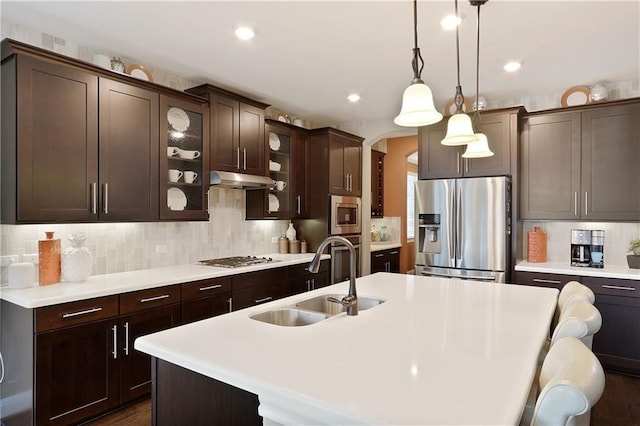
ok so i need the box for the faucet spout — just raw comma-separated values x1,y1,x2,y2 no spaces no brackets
307,236,358,316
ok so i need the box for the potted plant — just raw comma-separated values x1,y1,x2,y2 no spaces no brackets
628,238,640,269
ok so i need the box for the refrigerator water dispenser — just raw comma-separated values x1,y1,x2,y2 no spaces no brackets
418,214,441,253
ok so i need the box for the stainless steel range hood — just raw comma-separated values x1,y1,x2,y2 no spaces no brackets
209,171,275,190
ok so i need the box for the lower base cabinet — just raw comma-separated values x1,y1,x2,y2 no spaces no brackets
371,248,400,274
153,358,261,426
516,271,640,375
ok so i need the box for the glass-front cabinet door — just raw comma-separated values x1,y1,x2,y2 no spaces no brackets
159,95,209,220
266,126,292,218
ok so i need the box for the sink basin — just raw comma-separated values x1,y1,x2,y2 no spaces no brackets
294,294,385,315
250,308,328,326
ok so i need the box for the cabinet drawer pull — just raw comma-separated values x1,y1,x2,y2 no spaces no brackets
91,182,97,215
243,148,247,170
139,294,170,303
254,296,273,304
584,191,588,216
574,192,578,216
62,307,103,319
123,321,130,356
297,195,301,215
464,158,469,173
228,297,233,312
374,253,384,258
457,153,461,174
602,284,636,291
532,278,561,284
112,325,118,359
390,251,399,255
236,147,240,170
199,284,222,292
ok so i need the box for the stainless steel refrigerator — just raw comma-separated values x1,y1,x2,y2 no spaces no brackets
415,176,511,282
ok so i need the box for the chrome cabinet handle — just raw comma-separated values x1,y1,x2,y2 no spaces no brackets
533,278,561,284
112,325,118,359
243,148,247,170
457,153,461,174
254,296,273,304
574,192,578,216
91,182,97,214
390,250,399,255
139,294,170,303
199,284,222,292
310,278,315,290
602,284,636,291
103,183,109,214
345,174,349,191
123,321,130,356
375,253,384,258
584,191,588,216
236,147,240,170
228,297,233,312
297,195,301,215
62,307,103,319
464,158,469,173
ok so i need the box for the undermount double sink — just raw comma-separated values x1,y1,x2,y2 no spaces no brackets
250,294,385,326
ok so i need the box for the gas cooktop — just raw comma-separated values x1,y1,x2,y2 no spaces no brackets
198,256,278,268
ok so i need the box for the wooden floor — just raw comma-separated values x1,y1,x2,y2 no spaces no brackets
87,371,639,426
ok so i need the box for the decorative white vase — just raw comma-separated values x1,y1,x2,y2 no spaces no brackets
62,233,93,282
286,222,297,241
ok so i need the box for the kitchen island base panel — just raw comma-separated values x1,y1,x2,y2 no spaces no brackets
152,358,261,426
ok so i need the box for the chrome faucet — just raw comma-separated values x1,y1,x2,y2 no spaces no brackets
307,235,358,316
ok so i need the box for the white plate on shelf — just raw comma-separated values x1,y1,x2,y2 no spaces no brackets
269,132,281,151
268,194,279,212
167,187,187,211
269,160,281,172
168,107,190,132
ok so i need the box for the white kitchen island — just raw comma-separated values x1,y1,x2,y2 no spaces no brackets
135,272,558,425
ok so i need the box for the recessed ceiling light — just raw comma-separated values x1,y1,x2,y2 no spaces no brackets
504,61,522,72
440,14,463,30
347,94,360,102
235,27,255,41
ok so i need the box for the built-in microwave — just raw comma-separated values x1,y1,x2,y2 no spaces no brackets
330,195,361,235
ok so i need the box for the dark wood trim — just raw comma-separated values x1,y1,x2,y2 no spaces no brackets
186,83,269,109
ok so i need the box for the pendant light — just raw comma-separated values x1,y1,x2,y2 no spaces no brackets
394,0,443,127
463,0,493,158
441,0,477,146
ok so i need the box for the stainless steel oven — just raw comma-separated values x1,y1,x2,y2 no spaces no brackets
330,234,361,284
330,195,361,236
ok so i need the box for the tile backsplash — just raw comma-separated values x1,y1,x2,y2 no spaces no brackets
521,221,640,266
0,189,289,276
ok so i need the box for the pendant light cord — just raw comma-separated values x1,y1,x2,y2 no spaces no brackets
453,0,465,112
411,0,425,83
473,1,482,128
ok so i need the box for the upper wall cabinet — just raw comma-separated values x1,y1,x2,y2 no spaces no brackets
309,128,363,196
520,99,640,221
418,107,523,180
246,119,309,219
1,39,208,224
185,84,269,177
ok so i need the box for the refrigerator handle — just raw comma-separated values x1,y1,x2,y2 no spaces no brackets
456,186,462,261
448,185,455,261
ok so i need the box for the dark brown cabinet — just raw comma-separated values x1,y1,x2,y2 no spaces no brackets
516,270,640,375
185,84,269,176
520,99,640,220
2,39,210,224
181,277,233,324
286,260,330,294
371,150,385,217
246,120,309,219
98,78,159,221
2,54,99,223
419,107,522,179
328,132,362,196
371,248,401,274
231,268,290,311
160,95,210,220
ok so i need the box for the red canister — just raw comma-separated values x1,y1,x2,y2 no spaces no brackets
38,231,61,285
527,227,547,263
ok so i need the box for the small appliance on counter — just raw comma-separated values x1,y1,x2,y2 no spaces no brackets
571,229,591,267
590,230,605,268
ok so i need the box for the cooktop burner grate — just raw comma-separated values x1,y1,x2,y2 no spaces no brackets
199,256,278,268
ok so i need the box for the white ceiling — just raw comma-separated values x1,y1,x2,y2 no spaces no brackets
2,1,639,125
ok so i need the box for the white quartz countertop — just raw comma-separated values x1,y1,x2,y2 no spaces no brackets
369,242,402,252
135,273,558,425
0,253,328,309
516,260,640,280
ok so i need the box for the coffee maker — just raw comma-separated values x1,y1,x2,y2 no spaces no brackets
590,230,605,268
571,229,591,267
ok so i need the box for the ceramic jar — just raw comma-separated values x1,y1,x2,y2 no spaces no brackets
62,232,93,282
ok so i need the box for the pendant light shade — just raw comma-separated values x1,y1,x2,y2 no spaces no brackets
463,132,494,158
441,106,478,145
395,81,443,127
394,0,443,127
